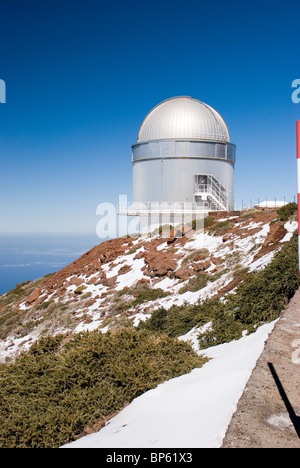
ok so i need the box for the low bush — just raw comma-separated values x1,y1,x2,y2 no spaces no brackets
208,220,235,236
151,224,174,237
125,245,142,255
232,266,249,278
204,216,215,229
185,216,214,232
240,209,263,218
209,268,230,282
36,300,54,310
179,273,208,294
0,328,206,448
182,249,209,264
117,284,169,309
276,202,297,222
139,299,218,338
198,231,299,347
129,287,169,306
0,278,43,308
74,285,87,294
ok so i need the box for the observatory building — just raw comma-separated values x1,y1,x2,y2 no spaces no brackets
119,96,236,219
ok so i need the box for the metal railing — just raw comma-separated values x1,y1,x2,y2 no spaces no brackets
194,186,227,210
194,185,228,211
118,201,212,216
194,175,229,211
118,177,230,215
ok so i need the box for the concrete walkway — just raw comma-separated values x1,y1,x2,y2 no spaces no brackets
222,290,300,448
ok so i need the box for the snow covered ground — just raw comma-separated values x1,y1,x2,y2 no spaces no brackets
256,201,288,208
62,321,276,449
3,209,294,363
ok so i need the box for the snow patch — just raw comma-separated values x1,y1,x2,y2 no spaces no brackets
62,321,275,449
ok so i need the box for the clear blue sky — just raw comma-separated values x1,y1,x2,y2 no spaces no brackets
0,0,299,234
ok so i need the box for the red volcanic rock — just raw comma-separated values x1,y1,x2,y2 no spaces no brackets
100,277,117,289
134,251,145,260
87,277,98,285
26,288,42,305
140,240,179,278
136,278,150,286
171,268,194,281
144,254,178,277
211,256,223,265
68,277,84,286
254,222,287,261
85,298,97,308
20,237,134,306
193,260,211,272
118,265,132,275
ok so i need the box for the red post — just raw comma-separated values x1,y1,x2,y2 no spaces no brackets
297,121,300,277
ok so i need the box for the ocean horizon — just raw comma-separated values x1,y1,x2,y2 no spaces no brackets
0,233,104,295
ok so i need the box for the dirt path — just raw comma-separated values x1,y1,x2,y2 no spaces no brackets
222,290,300,448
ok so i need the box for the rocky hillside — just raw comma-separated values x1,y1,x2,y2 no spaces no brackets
0,207,297,363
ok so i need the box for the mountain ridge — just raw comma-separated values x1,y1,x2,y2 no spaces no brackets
0,207,297,363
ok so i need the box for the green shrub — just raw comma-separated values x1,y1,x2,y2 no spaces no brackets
276,202,297,222
129,287,169,306
43,273,55,279
204,216,215,229
209,268,230,282
240,209,263,218
197,305,243,348
0,276,49,308
151,224,174,236
232,266,249,278
117,284,170,310
139,299,218,338
228,233,298,324
208,220,235,236
125,245,142,255
198,231,299,347
182,249,209,264
186,217,215,231
0,277,49,340
0,328,206,448
74,285,87,294
179,273,208,294
36,300,54,311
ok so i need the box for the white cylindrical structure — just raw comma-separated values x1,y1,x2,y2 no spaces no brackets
131,97,236,214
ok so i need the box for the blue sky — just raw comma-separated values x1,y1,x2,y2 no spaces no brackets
0,0,299,235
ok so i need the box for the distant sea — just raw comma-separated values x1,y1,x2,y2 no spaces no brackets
0,233,104,295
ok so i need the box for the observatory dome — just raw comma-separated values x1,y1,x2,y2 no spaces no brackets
137,96,230,143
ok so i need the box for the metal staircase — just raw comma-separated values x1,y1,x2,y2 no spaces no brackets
194,175,229,211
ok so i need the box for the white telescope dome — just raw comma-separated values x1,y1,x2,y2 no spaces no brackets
137,96,230,143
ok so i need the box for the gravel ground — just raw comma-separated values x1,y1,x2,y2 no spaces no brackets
222,290,300,448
